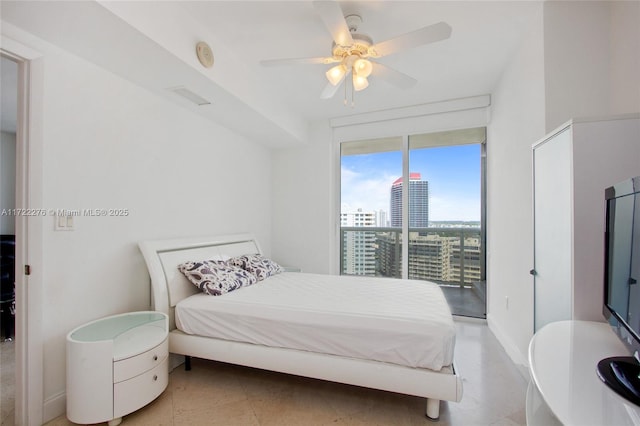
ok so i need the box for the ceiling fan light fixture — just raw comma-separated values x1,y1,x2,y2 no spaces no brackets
352,74,369,91
353,58,373,78
259,5,452,103
326,64,346,86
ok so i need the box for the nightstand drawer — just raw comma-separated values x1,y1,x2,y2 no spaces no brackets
113,357,168,418
113,338,168,383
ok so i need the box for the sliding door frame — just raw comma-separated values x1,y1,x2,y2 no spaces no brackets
337,128,486,287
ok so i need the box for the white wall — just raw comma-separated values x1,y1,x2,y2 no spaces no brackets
0,131,16,234
1,57,18,236
571,117,640,321
544,1,640,132
271,120,334,274
6,30,274,421
486,4,545,366
609,1,640,113
543,1,612,132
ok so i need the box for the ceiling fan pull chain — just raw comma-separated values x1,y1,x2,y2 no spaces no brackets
351,72,356,107
351,81,355,107
343,76,348,105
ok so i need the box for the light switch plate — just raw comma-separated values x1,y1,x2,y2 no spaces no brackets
54,214,74,231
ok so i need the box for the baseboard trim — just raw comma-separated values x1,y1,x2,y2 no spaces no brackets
487,313,528,371
43,390,66,424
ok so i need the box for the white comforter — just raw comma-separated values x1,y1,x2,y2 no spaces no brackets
175,272,456,371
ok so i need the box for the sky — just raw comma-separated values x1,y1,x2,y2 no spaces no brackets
341,144,481,222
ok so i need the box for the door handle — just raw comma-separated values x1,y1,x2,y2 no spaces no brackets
530,269,537,276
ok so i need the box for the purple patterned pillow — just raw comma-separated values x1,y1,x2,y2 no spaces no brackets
178,260,257,296
229,254,284,281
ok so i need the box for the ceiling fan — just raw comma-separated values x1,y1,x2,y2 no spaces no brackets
260,1,452,102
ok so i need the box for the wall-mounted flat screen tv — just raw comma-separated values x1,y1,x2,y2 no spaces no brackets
598,176,640,405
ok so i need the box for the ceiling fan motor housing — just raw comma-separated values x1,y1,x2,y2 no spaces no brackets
332,33,374,59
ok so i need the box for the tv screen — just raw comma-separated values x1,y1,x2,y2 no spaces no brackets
598,176,640,405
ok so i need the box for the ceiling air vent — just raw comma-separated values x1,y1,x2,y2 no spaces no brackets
167,86,211,106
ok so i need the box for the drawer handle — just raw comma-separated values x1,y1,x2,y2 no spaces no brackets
153,375,158,381
153,355,158,361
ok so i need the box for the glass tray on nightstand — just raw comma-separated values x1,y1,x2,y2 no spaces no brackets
69,311,167,360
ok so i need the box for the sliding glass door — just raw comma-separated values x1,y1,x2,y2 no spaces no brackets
340,128,486,318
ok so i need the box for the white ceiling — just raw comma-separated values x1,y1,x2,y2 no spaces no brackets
180,1,538,120
0,1,541,145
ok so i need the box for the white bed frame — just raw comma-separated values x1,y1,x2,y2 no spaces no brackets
138,233,463,420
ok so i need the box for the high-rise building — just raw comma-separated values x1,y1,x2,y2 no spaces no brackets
450,236,482,284
390,172,429,228
377,209,388,227
377,232,453,282
406,233,452,282
340,209,376,227
340,209,377,276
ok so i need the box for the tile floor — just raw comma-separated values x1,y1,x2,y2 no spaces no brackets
41,319,528,426
0,339,14,426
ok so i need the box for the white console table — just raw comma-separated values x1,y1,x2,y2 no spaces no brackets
66,311,169,425
527,320,640,425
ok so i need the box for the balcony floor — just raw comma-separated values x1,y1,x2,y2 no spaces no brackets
440,285,486,319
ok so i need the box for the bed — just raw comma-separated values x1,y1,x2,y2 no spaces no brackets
138,233,463,420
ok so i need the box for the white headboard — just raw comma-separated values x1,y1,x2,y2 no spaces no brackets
138,234,261,328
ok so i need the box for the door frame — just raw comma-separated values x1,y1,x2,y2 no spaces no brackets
1,35,45,426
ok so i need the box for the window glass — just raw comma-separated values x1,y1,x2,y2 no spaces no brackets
341,137,402,277
339,128,486,318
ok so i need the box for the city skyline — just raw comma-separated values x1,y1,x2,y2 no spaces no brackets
341,144,481,222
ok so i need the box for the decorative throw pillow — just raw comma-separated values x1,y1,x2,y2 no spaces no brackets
177,260,257,296
229,254,284,281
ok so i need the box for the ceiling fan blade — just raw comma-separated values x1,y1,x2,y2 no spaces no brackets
260,57,335,67
320,79,344,99
371,22,452,57
371,62,417,89
313,1,354,47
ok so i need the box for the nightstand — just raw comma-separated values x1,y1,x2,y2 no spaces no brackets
66,311,169,425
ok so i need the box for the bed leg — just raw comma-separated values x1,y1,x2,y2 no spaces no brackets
426,398,440,421
185,355,191,371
